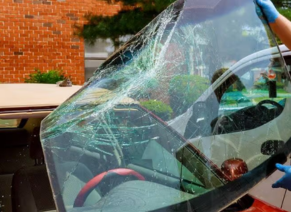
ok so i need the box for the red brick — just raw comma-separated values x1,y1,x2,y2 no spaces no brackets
0,0,122,84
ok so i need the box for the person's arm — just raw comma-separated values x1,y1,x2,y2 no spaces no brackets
256,0,291,50
270,15,291,50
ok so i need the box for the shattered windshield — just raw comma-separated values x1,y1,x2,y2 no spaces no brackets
41,0,291,211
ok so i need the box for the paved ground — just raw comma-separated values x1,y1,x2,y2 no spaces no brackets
249,158,291,211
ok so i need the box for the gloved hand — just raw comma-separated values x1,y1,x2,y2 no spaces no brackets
272,163,291,190
255,0,279,23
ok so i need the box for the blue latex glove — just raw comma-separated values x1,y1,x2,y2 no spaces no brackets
272,163,291,190
255,0,279,23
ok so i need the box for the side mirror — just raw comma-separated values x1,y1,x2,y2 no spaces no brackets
261,140,284,155
221,158,248,181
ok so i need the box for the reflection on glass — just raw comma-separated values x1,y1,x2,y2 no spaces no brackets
40,0,291,211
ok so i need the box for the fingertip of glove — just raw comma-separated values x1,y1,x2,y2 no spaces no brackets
275,163,284,169
272,182,280,188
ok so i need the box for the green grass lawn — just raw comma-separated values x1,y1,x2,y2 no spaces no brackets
223,89,291,106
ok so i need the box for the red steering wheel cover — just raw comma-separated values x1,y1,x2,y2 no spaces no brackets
74,168,145,207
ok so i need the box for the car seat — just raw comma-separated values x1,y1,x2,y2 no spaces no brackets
0,128,34,174
11,128,100,212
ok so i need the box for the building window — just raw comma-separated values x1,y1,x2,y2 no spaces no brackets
84,39,114,81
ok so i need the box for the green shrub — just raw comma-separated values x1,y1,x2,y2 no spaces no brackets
168,75,209,115
254,82,268,90
140,100,173,121
24,69,66,84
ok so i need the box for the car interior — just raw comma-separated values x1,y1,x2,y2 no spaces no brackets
184,60,287,139
0,111,212,212
42,103,229,211
0,55,290,212
0,117,55,212
38,95,284,212
4,118,99,212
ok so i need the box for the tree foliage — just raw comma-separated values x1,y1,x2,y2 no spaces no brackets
274,0,291,20
74,0,175,48
273,0,283,7
75,0,291,48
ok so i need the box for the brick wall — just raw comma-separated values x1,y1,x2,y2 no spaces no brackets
0,0,121,84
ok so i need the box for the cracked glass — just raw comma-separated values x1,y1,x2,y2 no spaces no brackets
41,0,291,211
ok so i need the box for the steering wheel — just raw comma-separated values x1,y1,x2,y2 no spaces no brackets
256,99,283,113
73,168,145,207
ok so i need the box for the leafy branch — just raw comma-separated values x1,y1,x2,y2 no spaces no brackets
74,0,174,49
